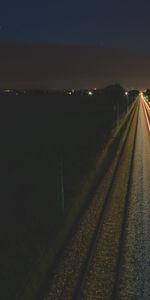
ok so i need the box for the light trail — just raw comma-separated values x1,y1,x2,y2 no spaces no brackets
141,97,150,133
143,98,150,115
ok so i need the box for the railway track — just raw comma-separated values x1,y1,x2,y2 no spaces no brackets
43,101,139,300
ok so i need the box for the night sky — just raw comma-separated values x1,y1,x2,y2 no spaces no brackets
1,0,150,89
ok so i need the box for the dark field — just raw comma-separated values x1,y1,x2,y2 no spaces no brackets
0,87,138,299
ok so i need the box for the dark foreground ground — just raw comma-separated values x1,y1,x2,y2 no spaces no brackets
40,95,150,300
0,87,138,299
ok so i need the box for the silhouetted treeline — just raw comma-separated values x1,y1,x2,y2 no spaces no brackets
144,89,150,99
128,90,139,102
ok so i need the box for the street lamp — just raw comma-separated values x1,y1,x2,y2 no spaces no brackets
125,92,129,113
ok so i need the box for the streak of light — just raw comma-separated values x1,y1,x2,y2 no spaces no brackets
143,98,150,114
142,98,150,133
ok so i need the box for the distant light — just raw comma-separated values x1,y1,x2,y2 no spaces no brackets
68,91,72,95
94,88,97,91
88,91,93,96
125,92,128,96
4,89,11,93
